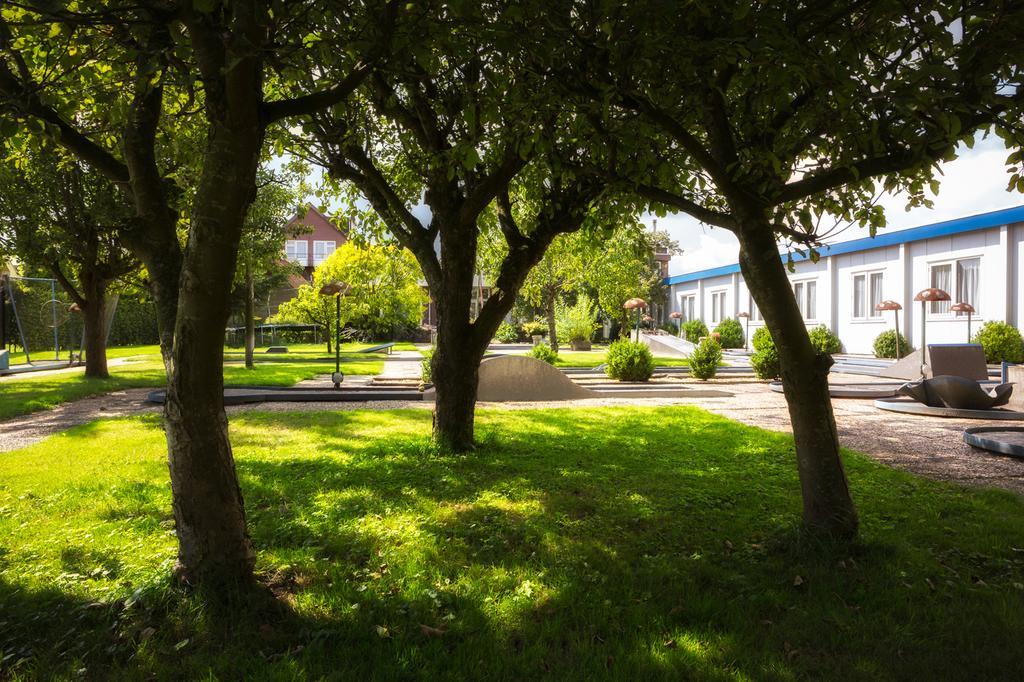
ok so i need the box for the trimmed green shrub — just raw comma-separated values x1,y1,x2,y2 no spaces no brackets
751,345,781,380
681,319,708,343
420,349,433,385
751,326,773,352
495,322,520,343
713,318,744,348
528,342,558,365
972,321,1024,363
522,320,546,338
808,325,842,354
873,329,913,359
689,338,722,380
605,339,654,381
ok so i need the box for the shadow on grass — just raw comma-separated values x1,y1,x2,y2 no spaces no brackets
3,407,1024,679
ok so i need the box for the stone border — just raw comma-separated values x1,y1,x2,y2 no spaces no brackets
770,381,900,399
147,386,424,406
963,427,1024,458
873,398,1024,420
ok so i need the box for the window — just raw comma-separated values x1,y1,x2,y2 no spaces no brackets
284,240,308,265
710,291,726,323
956,257,980,314
793,280,817,320
680,295,696,322
929,257,980,315
313,240,336,266
853,271,884,320
749,295,762,322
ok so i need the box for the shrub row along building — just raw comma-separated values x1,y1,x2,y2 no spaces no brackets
663,205,1024,355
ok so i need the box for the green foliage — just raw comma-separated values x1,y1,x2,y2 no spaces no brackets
681,319,708,343
750,328,780,380
421,349,434,384
808,325,842,354
555,295,599,343
688,337,722,380
605,339,654,381
873,330,913,359
522,321,547,338
494,322,520,343
713,318,744,349
528,342,558,365
106,296,160,347
972,321,1024,363
751,326,774,352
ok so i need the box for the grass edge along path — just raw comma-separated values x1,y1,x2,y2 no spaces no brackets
1,405,1023,679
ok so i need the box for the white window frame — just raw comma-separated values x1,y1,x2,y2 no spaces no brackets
709,290,727,324
851,269,885,321
927,256,982,317
748,294,762,322
313,240,336,266
285,239,308,266
679,294,696,322
792,278,818,322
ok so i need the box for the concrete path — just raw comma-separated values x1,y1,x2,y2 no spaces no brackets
378,349,424,379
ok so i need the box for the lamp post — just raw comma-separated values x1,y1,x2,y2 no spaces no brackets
913,287,950,377
623,298,647,342
319,280,350,389
737,311,750,351
670,310,682,337
950,302,976,342
874,300,903,359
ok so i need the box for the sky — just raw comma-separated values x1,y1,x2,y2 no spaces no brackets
650,132,1022,277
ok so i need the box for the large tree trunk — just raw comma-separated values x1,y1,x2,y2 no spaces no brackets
81,287,109,379
736,223,858,538
545,288,558,351
244,261,255,369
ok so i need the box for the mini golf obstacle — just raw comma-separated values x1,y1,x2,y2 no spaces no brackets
423,355,732,403
769,380,904,399
146,384,424,406
963,427,1024,458
873,398,1024,420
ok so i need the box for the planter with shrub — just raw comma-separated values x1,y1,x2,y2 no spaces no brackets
556,295,599,352
689,337,722,380
972,321,1024,363
681,319,708,343
605,339,654,381
522,321,546,346
713,318,744,349
873,329,913,359
528,342,558,365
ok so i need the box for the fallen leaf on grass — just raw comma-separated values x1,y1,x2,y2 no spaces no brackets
793,575,804,587
375,625,390,638
419,624,446,638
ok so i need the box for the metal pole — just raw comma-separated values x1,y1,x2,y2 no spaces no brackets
967,312,972,342
335,294,341,375
0,275,6,352
51,280,59,360
919,301,927,377
894,309,900,359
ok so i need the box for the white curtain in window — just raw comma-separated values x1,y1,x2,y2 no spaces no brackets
869,272,884,317
793,282,804,318
931,264,952,313
806,281,817,320
853,275,866,318
957,258,980,313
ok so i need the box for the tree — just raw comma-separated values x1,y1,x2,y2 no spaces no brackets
302,3,612,450
0,1,398,588
563,1,1024,536
0,144,137,378
236,166,308,369
277,240,427,343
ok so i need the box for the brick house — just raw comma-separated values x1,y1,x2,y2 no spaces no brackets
282,205,350,280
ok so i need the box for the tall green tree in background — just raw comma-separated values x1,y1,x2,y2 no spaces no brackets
0,0,398,589
304,2,610,451
560,0,1024,536
0,144,138,378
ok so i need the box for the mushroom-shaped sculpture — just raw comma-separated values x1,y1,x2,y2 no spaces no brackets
318,280,351,387
951,301,976,341
874,299,903,358
669,311,682,319
670,311,683,337
913,288,950,376
623,298,647,341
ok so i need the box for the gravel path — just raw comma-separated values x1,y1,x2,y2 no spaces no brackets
3,364,1023,497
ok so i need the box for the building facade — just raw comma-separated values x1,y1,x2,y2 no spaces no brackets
664,205,1024,354
282,206,350,281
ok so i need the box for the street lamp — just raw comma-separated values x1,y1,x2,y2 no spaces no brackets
913,287,950,377
670,311,682,337
623,297,647,342
737,311,750,351
950,302,976,342
874,300,903,359
319,280,350,388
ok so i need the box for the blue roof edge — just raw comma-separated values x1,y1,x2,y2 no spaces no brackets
663,204,1024,286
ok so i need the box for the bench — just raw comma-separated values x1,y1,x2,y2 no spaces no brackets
357,342,395,355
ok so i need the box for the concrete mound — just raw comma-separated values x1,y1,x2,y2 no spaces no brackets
461,355,596,402
639,332,694,358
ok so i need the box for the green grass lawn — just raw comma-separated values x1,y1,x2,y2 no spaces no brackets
0,343,387,421
2,406,1023,679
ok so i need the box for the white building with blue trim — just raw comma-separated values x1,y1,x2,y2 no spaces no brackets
663,205,1024,354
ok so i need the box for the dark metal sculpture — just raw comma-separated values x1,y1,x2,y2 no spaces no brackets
897,375,1013,410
